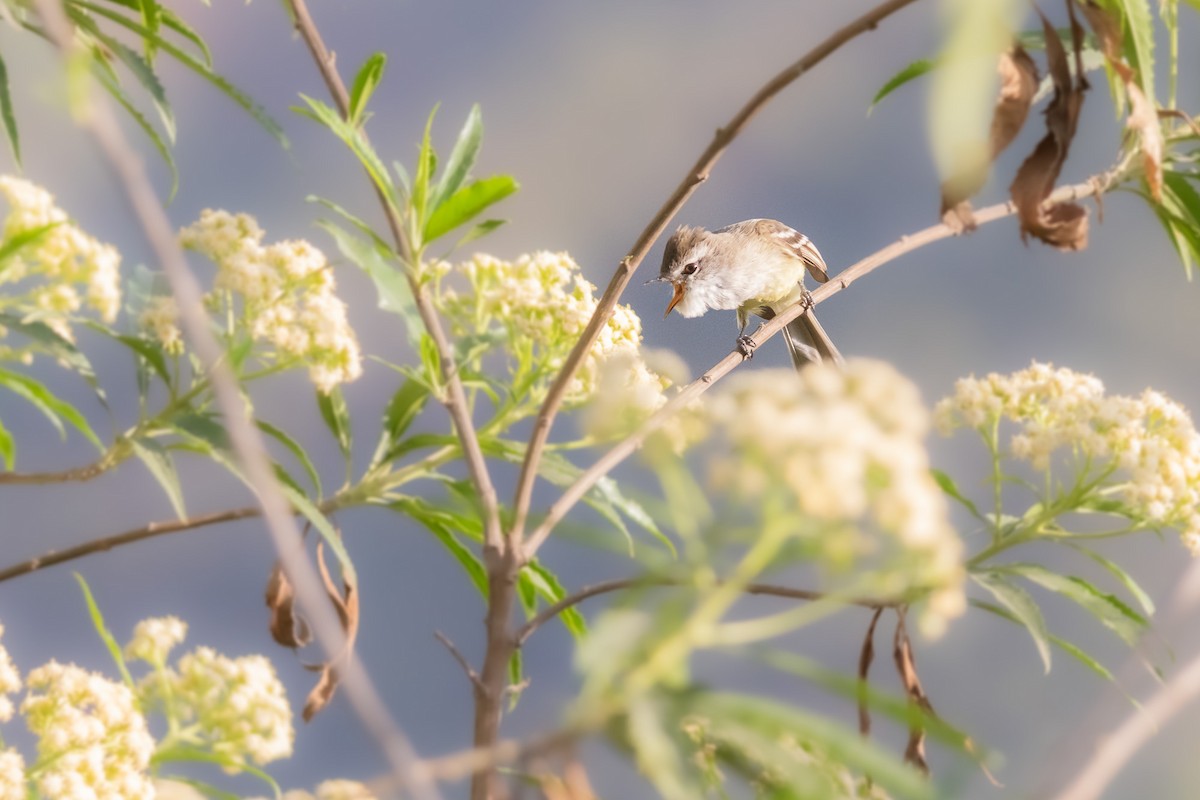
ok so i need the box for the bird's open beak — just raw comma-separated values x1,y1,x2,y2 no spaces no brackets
664,282,686,318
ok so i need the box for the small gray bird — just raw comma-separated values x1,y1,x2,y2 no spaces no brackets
656,218,843,369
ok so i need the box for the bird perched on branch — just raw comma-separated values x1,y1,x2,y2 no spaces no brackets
654,218,843,370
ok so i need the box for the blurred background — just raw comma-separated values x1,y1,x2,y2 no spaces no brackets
1,0,1199,797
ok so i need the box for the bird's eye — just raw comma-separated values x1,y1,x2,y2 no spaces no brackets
681,262,698,276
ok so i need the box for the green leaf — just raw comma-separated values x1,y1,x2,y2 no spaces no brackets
257,420,321,497
150,745,282,798
693,692,933,800
93,63,180,200
869,57,937,113
972,571,1052,672
0,418,13,469
411,106,439,227
390,497,486,598
131,437,187,519
424,175,518,243
998,562,1149,646
431,103,483,210
0,51,19,165
0,367,103,450
971,599,1118,683
5,314,104,402
1067,542,1155,615
76,1,287,148
87,327,173,389
1114,0,1157,105
370,379,431,468
294,95,395,207
316,387,352,467
456,219,506,248
931,468,985,521
0,222,61,267
348,52,386,126
520,560,586,638
75,574,134,687
315,219,421,340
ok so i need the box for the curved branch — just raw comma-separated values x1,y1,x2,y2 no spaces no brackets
511,0,925,544
522,174,1115,559
0,454,119,484
0,506,260,583
514,576,901,647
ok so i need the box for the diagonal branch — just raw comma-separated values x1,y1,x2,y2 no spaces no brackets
287,0,503,554
510,0,925,548
522,173,1116,559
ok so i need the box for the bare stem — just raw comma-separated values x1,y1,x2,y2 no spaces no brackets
522,174,1114,559
510,0,924,549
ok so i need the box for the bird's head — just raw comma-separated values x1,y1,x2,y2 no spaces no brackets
652,225,715,318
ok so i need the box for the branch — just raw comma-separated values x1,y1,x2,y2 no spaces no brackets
0,454,119,484
1049,646,1200,800
510,0,924,547
31,5,439,799
522,174,1115,559
514,576,900,647
0,506,260,584
287,0,502,553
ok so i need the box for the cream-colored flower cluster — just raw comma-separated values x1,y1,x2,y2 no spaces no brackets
706,360,966,636
0,176,121,344
0,624,19,723
125,615,188,666
138,644,293,769
580,348,701,453
936,362,1200,552
0,748,24,800
171,209,362,392
21,660,155,800
439,252,647,404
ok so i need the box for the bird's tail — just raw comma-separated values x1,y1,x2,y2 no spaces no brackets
782,310,844,370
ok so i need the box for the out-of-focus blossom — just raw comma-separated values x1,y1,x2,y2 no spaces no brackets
0,748,25,800
0,176,121,345
0,623,20,723
706,359,965,636
125,616,188,666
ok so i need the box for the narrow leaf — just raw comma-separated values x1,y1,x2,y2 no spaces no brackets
973,571,1053,671
131,438,187,519
999,562,1149,645
424,175,518,243
370,379,431,468
75,574,134,687
971,599,1118,683
869,58,937,113
1067,542,1155,615
0,52,19,165
316,387,352,466
431,103,483,210
0,367,103,449
258,420,322,497
348,52,386,126
0,418,14,469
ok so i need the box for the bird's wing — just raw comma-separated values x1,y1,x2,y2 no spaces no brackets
746,218,830,284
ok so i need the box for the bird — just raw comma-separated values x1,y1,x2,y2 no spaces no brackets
654,218,843,369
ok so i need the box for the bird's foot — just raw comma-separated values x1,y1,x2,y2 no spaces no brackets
799,288,815,311
736,334,757,360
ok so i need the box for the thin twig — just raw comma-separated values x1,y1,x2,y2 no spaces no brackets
31,5,439,800
0,506,260,584
435,630,486,695
0,452,120,484
287,0,502,553
510,0,925,551
522,174,1115,559
514,576,899,647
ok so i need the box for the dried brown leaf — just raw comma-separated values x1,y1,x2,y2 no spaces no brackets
892,610,934,775
1079,1,1164,202
1009,7,1090,250
302,541,360,722
265,561,312,649
857,607,885,738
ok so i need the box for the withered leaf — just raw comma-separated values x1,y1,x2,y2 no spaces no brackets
1078,1,1163,202
892,610,934,775
857,607,885,738
265,561,312,649
940,45,1040,232
302,541,360,722
1009,7,1090,250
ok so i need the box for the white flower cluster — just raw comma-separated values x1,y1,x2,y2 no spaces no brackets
138,296,184,356
439,252,647,404
706,360,965,636
0,623,19,723
141,646,293,769
0,175,121,342
0,749,25,800
936,362,1200,552
174,209,363,392
20,660,155,800
125,616,188,666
